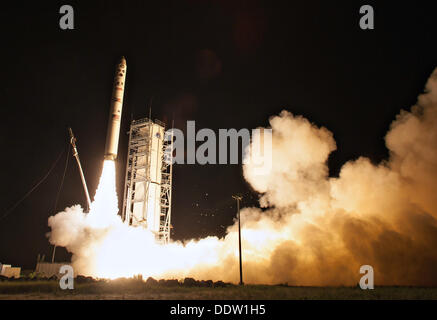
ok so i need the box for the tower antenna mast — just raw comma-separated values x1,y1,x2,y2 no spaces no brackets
68,127,92,212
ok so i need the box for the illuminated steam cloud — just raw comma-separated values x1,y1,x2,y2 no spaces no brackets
243,68,437,285
48,68,437,285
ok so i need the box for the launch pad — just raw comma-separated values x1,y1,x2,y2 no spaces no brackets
121,118,173,244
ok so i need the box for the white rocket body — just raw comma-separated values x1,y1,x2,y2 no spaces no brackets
104,57,127,161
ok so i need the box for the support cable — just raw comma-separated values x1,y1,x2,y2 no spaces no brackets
53,145,70,214
51,144,70,263
0,147,66,222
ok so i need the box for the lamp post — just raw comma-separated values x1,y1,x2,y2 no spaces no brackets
232,195,243,285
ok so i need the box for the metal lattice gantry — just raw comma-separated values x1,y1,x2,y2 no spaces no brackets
122,117,173,244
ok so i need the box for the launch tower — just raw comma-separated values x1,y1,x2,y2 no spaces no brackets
122,118,173,243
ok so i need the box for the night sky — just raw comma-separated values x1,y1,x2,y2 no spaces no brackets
0,1,436,270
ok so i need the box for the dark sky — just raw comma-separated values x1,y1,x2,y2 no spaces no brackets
0,1,436,269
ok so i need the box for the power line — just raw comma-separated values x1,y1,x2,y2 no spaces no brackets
53,145,70,214
0,147,66,222
51,144,70,263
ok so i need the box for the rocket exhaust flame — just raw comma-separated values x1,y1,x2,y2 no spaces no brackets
86,160,119,229
48,68,437,285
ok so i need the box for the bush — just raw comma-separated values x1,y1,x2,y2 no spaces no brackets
214,280,227,287
200,280,214,287
158,279,180,287
183,277,198,287
0,275,8,282
145,277,158,286
76,275,96,284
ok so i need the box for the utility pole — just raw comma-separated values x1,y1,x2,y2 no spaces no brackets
51,245,56,263
232,195,243,285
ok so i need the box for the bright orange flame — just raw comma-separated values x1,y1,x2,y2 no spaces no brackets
87,160,119,229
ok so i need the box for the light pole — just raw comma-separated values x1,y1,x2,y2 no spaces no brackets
51,245,56,263
232,195,243,285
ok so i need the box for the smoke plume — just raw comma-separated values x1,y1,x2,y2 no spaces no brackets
48,68,437,285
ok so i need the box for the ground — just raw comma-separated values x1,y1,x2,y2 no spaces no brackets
0,280,437,299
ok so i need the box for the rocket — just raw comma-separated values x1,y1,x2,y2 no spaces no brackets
104,56,127,161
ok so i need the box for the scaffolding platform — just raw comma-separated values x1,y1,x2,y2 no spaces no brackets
122,118,173,244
